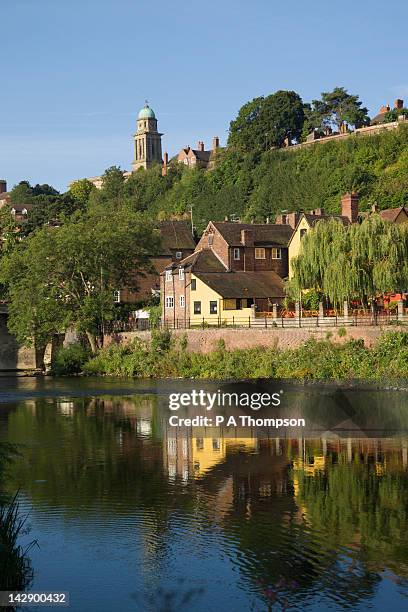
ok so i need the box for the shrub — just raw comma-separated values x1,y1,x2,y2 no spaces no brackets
337,326,347,338
151,329,172,353
51,343,90,375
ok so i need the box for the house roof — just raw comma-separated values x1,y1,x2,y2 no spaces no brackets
371,112,387,125
379,206,408,222
302,213,350,227
191,149,212,163
164,248,227,273
10,203,33,213
194,270,285,299
212,222,293,247
156,220,196,254
287,212,350,248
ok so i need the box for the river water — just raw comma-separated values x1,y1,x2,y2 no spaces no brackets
0,376,407,611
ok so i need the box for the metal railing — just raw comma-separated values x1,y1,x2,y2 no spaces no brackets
104,310,402,333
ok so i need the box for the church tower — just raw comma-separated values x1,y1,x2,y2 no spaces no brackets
132,102,163,171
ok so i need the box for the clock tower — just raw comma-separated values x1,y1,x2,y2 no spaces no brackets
132,102,163,171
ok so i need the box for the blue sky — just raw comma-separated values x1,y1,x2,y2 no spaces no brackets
1,0,408,192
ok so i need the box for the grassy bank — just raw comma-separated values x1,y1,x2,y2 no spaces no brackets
54,330,408,380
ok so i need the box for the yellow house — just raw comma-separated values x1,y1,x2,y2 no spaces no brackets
161,249,285,326
288,211,350,278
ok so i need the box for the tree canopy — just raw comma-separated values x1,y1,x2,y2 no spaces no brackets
305,87,369,133
289,216,408,306
0,204,160,352
228,90,305,151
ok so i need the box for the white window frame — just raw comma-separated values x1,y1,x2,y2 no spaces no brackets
179,267,184,280
165,296,174,309
113,290,121,303
175,251,182,259
255,248,266,259
165,270,172,282
271,247,282,260
180,295,185,307
233,248,240,260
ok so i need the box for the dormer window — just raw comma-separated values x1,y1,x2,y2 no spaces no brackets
175,251,182,259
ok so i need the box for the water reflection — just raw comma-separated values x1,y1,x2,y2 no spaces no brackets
0,391,407,611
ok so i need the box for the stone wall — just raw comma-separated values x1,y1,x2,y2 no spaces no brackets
0,312,37,370
105,326,385,354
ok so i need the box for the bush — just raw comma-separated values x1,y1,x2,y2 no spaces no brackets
51,342,90,375
151,329,172,353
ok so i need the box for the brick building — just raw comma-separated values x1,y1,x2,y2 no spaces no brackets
196,221,293,277
118,220,196,304
175,137,220,170
160,221,291,325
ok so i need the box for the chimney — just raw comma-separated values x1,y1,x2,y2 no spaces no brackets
341,192,359,223
240,229,254,247
161,152,169,177
380,104,391,114
287,212,300,229
309,208,324,217
198,141,205,152
0,180,7,194
212,136,220,151
395,99,404,109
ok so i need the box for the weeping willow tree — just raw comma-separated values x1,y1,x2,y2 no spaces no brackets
288,216,408,308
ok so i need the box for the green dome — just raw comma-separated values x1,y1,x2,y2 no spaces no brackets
138,103,156,120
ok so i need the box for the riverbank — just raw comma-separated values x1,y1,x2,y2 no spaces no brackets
56,329,408,381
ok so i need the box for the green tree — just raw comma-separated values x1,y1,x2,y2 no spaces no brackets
69,179,96,206
9,181,33,205
384,107,408,123
308,87,369,132
228,90,305,152
0,205,160,354
289,216,408,308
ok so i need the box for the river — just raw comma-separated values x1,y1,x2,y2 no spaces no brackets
0,376,407,611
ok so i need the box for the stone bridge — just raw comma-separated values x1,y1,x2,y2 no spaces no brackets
0,305,37,371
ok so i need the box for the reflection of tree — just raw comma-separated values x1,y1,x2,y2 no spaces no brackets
4,397,408,609
0,442,34,590
296,457,408,580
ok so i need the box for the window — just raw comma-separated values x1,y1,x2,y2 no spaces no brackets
223,298,242,310
282,214,289,224
113,290,121,303
179,267,184,280
233,248,240,260
210,301,218,314
165,270,172,282
212,438,220,451
180,295,185,307
300,229,307,240
165,296,174,308
191,279,196,291
175,251,182,259
208,234,214,245
194,301,201,314
271,248,282,259
255,248,266,259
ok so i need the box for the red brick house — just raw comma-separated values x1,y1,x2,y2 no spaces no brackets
176,138,220,170
196,221,293,277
